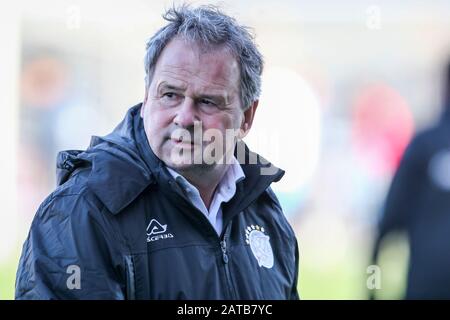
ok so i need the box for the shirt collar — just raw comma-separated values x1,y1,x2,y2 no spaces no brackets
166,156,245,198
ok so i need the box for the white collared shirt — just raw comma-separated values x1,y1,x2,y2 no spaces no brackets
166,157,245,236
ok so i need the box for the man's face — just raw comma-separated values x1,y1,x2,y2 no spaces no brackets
141,37,255,172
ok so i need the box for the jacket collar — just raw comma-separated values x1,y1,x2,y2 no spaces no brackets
85,104,155,214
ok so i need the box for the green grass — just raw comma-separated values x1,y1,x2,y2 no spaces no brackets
0,252,20,300
297,234,408,300
372,234,409,300
298,249,369,299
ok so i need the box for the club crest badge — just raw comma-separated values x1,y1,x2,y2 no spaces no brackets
245,225,274,269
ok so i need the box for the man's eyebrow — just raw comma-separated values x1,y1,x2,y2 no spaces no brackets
157,82,187,92
197,94,228,104
198,93,223,99
157,81,231,104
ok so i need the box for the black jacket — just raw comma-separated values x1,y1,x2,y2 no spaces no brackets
15,103,299,300
372,110,450,299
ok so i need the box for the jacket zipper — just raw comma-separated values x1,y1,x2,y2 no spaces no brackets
220,222,238,300
168,179,239,299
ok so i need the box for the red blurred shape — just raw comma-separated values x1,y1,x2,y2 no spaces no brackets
352,83,414,177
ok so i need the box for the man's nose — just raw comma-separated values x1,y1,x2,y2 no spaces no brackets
173,97,198,128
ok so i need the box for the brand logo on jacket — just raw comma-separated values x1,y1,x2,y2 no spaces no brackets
245,225,274,269
146,218,174,242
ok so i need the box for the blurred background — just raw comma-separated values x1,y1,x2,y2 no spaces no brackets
0,0,449,299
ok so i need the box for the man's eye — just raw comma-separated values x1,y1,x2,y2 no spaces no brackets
162,92,177,99
200,99,216,106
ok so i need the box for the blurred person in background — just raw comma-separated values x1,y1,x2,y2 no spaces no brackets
371,59,450,299
15,4,299,300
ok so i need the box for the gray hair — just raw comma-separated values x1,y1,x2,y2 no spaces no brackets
144,4,263,110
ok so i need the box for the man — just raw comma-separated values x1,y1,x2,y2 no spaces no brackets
15,5,299,300
371,60,450,299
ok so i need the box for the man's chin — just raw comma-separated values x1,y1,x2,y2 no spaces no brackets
164,156,215,173
165,146,202,166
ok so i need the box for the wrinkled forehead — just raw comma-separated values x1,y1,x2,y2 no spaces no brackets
153,37,240,91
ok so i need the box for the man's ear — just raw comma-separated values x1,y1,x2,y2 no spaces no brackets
239,100,259,138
